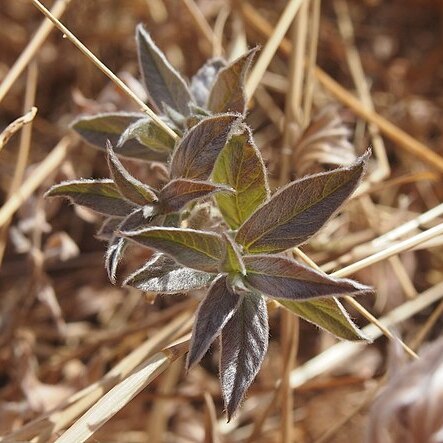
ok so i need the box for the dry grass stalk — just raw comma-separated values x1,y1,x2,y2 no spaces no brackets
0,107,37,153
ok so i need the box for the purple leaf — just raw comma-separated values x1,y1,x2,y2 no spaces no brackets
278,297,370,341
212,125,270,229
118,206,157,233
96,217,121,241
123,253,213,294
121,227,225,273
71,113,168,162
207,47,258,114
158,178,233,213
107,142,158,206
136,25,193,115
191,58,227,107
243,254,374,301
170,114,240,180
187,276,241,369
45,179,137,217
236,151,370,253
220,293,268,421
105,236,127,283
221,233,246,275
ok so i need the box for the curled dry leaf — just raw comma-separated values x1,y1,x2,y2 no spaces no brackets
292,106,357,176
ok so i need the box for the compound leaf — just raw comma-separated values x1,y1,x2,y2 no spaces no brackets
207,47,258,114
170,114,240,180
107,141,158,206
187,276,241,369
191,58,227,107
159,178,233,213
72,113,168,162
220,292,268,421
45,179,136,217
123,253,213,293
236,151,369,253
212,125,269,229
118,117,176,153
121,227,224,272
278,297,370,341
136,25,193,115
243,254,374,301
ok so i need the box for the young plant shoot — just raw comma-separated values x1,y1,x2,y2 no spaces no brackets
46,25,374,420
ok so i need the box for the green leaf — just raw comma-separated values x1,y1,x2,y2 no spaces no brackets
212,125,270,229
71,113,168,162
278,297,370,341
236,151,369,253
158,178,233,213
45,179,136,217
107,141,158,206
220,292,268,421
170,114,240,180
136,25,193,115
123,253,213,294
207,47,258,114
121,227,225,273
191,58,226,107
187,275,241,369
221,233,246,275
243,254,374,301
118,117,176,153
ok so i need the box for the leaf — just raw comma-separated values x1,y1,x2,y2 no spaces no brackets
236,151,370,253
243,254,374,301
207,48,258,114
96,217,121,241
170,114,240,180
220,292,268,420
158,178,233,213
118,206,157,232
72,113,168,162
118,117,176,153
121,227,225,273
187,276,241,369
105,237,127,283
212,125,270,229
45,179,136,217
191,58,227,107
136,25,193,115
278,297,370,341
123,253,213,294
107,141,158,206
221,233,246,275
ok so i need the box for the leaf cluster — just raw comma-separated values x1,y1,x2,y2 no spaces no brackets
47,26,374,420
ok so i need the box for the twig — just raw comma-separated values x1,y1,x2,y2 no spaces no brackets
0,136,73,228
245,0,303,99
0,0,71,103
31,0,178,141
0,107,37,153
